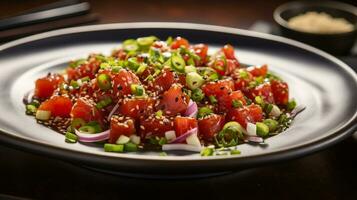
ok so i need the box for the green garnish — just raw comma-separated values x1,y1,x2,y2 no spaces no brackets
230,149,241,155
209,95,218,104
69,59,86,68
78,125,96,134
137,36,158,50
124,142,138,152
197,107,213,118
122,39,139,52
200,147,214,156
81,76,90,82
287,99,297,111
159,152,168,156
185,65,197,74
70,80,79,89
170,53,186,73
86,121,102,132
186,72,204,90
265,104,273,114
127,57,140,71
71,118,86,130
148,48,164,65
158,137,167,145
191,88,205,102
97,74,112,91
25,104,37,115
136,63,147,75
255,96,264,105
215,121,243,147
65,132,78,143
104,144,124,152
96,97,112,109
166,36,173,45
256,122,269,137
155,110,163,118
130,84,145,96
263,119,279,132
232,100,243,108
239,70,249,79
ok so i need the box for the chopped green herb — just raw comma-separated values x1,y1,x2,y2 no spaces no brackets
155,110,163,118
256,122,269,137
122,39,139,52
191,88,205,102
287,99,297,111
127,57,140,71
186,72,204,90
130,84,145,96
209,95,218,104
65,132,78,143
25,104,37,115
197,107,213,118
104,144,124,152
97,74,112,91
230,149,241,155
170,53,185,73
159,152,168,156
263,119,279,132
124,142,138,152
232,99,243,108
200,147,214,156
96,97,112,109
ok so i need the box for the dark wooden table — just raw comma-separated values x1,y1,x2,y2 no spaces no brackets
0,1,357,199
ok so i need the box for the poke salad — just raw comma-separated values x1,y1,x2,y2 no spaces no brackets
24,36,302,156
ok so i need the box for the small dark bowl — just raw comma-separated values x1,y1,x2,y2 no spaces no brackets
274,1,357,55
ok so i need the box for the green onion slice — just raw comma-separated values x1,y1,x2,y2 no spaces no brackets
97,74,112,91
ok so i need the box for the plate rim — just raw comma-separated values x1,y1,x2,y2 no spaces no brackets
0,22,356,170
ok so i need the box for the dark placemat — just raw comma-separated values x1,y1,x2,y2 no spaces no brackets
249,21,357,72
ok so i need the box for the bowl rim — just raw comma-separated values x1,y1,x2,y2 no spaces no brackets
0,22,356,172
274,0,357,36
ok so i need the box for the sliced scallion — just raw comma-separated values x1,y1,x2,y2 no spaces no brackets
71,118,86,130
96,97,112,109
200,147,214,156
78,125,96,134
124,142,138,152
137,36,158,50
122,39,139,52
127,57,140,71
170,53,185,73
191,88,205,102
65,132,78,143
263,119,278,132
104,144,124,152
209,95,218,104
97,74,112,91
25,104,37,115
130,84,145,96
287,99,297,111
256,122,269,137
197,107,213,118
186,72,204,90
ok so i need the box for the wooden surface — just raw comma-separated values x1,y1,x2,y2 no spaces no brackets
0,1,357,199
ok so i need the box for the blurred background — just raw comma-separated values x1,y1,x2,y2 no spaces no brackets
0,0,356,40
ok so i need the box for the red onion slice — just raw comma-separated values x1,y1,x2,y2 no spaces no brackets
107,102,120,121
169,127,198,144
184,100,198,118
162,144,203,152
75,129,110,143
290,104,306,118
23,89,34,104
